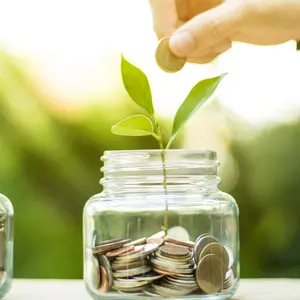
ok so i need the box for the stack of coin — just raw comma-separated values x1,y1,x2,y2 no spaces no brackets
223,268,234,292
91,232,236,296
111,242,160,294
150,242,198,296
92,238,132,292
194,234,235,294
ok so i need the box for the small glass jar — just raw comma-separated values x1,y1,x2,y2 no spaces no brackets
83,150,239,300
0,194,13,299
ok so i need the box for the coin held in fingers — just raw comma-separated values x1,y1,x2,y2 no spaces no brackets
155,37,186,73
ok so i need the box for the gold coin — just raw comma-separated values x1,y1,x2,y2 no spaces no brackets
196,254,224,294
194,235,218,265
199,242,229,273
155,37,186,73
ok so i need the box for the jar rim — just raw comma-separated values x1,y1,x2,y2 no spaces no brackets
103,149,216,157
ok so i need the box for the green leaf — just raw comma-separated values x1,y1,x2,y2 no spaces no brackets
121,55,154,115
111,115,154,136
169,73,227,144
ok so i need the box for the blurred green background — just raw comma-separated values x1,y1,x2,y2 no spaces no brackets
0,0,300,280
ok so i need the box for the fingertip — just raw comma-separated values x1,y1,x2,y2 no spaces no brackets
169,30,195,57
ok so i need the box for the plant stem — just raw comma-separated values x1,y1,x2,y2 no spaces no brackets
165,139,173,150
155,119,169,235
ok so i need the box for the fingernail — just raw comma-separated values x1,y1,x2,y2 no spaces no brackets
169,30,195,57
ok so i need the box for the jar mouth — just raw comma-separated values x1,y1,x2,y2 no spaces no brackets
101,149,219,178
102,149,217,161
100,149,220,194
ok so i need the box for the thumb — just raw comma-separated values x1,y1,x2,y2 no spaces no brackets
169,2,243,57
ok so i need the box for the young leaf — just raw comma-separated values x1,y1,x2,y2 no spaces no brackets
111,115,154,136
121,55,154,115
169,74,227,145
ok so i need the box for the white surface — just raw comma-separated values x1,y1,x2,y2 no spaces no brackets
4,279,300,300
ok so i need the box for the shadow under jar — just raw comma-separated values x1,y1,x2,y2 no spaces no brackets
83,150,239,300
0,194,13,299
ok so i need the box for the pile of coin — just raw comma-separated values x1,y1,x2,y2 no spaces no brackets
149,238,199,297
91,231,236,297
193,234,235,294
92,235,164,295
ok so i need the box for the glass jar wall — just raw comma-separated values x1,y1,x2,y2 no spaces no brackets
83,150,239,299
0,194,13,298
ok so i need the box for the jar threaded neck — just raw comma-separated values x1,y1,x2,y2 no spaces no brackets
100,150,220,194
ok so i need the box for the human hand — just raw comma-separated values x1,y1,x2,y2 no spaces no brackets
150,0,300,64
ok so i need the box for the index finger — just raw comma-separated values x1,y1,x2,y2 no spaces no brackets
149,0,181,39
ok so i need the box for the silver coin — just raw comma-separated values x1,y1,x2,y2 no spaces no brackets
113,278,148,289
152,263,194,274
160,279,191,291
143,287,161,297
86,252,100,289
194,235,218,265
117,290,145,296
224,246,234,269
92,230,98,248
151,257,194,270
152,283,191,297
112,259,148,271
168,276,196,283
164,278,198,289
166,276,197,285
113,266,152,278
115,286,146,293
115,243,159,262
171,273,195,279
133,271,164,282
124,237,146,247
97,255,113,289
155,251,193,263
195,233,209,244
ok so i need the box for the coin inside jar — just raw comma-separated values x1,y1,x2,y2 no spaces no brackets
97,255,113,289
194,235,219,264
155,37,186,73
124,237,146,247
160,244,190,257
199,242,229,273
196,254,224,294
99,266,109,293
164,236,195,249
106,245,134,257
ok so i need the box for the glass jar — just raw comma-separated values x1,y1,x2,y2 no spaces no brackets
0,194,13,298
83,150,239,300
